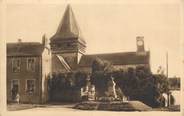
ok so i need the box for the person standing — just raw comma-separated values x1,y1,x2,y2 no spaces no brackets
16,93,20,104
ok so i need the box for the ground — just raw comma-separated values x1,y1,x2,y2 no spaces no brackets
7,103,76,111
7,102,180,112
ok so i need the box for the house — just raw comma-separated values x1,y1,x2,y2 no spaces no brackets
7,36,51,104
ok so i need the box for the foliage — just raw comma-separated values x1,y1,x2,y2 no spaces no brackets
48,71,88,101
48,57,171,106
92,57,114,73
75,71,88,87
91,57,170,107
49,71,87,89
168,77,180,90
153,74,169,94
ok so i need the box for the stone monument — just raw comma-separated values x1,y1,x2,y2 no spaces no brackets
105,77,118,99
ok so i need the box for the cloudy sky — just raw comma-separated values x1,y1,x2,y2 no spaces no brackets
6,0,183,77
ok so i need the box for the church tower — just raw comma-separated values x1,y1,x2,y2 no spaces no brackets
50,5,86,70
136,36,145,53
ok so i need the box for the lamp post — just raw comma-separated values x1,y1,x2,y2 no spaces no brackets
166,51,170,107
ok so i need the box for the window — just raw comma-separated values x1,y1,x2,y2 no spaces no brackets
26,80,35,94
27,58,36,71
11,80,19,90
12,58,21,72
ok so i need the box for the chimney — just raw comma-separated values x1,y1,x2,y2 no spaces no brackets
18,38,22,43
136,36,144,42
42,34,49,48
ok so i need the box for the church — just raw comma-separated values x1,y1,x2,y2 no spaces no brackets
7,5,150,103
50,5,150,74
50,5,150,102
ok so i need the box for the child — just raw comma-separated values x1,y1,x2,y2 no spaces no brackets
16,93,20,104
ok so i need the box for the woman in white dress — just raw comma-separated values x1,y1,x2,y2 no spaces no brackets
15,93,20,104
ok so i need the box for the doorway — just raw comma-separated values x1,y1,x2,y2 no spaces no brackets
11,80,19,101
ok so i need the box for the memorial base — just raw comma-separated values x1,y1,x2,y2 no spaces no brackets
74,100,152,111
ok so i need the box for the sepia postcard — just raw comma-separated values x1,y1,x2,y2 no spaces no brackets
0,0,184,116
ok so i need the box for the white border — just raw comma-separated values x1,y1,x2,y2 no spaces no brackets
1,0,183,116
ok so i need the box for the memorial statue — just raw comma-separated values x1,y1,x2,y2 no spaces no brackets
105,76,117,99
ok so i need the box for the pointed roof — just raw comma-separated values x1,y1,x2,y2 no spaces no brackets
51,4,86,44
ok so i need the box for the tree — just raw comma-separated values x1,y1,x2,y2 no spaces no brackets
153,74,169,94
91,58,170,107
92,57,114,73
49,71,89,102
91,58,115,98
168,77,180,90
75,71,88,88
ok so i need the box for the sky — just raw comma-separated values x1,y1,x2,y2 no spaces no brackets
6,0,183,77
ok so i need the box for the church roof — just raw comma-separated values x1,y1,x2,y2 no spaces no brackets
7,42,44,56
79,51,150,67
56,55,71,72
51,5,85,44
52,54,71,73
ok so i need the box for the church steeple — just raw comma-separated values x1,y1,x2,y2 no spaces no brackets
51,4,86,45
50,4,86,70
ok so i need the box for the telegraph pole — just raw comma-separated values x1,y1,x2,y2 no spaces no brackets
166,51,168,78
166,51,170,107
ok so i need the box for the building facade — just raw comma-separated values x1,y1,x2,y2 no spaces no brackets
7,37,51,103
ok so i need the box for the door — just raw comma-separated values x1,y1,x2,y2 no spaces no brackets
11,80,19,101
